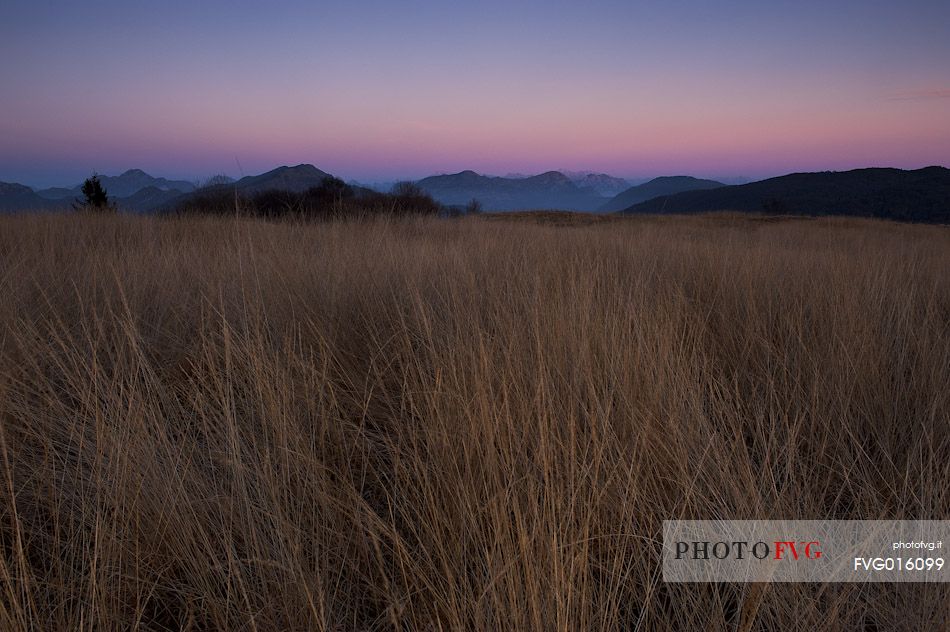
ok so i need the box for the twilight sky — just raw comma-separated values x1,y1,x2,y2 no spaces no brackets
2,0,948,187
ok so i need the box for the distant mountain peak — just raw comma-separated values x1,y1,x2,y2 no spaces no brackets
649,175,698,182
228,163,334,194
284,163,325,173
0,181,59,211
259,164,331,178
599,175,725,212
416,169,607,211
31,169,197,202
422,170,489,187
531,170,571,181
0,181,34,195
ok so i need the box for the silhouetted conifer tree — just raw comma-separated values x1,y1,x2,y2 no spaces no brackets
76,173,112,211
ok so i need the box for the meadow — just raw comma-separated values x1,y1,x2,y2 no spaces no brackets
0,211,947,630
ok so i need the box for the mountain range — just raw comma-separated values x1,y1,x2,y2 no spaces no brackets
0,169,198,212
417,171,729,212
34,169,196,200
0,165,340,213
622,166,950,223
417,170,611,211
2,165,948,221
502,172,631,197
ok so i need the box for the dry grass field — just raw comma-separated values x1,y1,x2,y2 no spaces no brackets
0,212,948,630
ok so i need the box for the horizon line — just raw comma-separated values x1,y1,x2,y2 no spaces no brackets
6,162,949,191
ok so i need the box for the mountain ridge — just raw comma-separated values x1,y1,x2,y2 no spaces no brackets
416,170,608,211
35,169,196,199
4,165,949,221
622,166,950,222
570,172,630,197
0,182,49,211
1,165,340,213
229,164,334,194
599,176,725,212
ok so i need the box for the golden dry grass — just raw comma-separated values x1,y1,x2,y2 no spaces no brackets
0,212,948,630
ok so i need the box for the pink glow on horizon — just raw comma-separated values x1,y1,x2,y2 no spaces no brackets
2,1,949,186
7,90,948,184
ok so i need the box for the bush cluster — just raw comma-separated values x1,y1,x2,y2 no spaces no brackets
170,177,444,219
